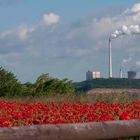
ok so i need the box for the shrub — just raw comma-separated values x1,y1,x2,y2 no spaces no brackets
0,67,22,97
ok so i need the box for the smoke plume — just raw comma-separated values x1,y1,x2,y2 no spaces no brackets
110,25,140,40
121,57,132,67
129,61,140,72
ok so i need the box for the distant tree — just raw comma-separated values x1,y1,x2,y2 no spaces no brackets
35,73,50,94
22,82,35,96
36,73,50,85
0,67,22,96
35,73,74,95
43,78,74,95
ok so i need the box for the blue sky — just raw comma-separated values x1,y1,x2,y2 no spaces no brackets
1,0,140,83
0,0,139,30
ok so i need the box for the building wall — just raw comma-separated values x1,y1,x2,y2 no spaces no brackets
86,71,101,81
128,71,137,79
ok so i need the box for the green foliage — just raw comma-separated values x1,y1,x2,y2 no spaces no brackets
35,73,74,96
43,78,73,95
2,66,140,98
0,67,74,97
22,82,35,96
0,67,22,97
74,78,140,92
36,73,49,85
35,73,50,94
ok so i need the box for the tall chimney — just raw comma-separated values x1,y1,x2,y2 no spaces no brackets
109,38,112,78
120,68,122,78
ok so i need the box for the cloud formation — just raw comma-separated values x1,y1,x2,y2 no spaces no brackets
42,13,60,26
1,3,140,82
125,3,140,13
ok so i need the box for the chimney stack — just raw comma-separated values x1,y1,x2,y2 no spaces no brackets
109,38,112,78
120,68,123,78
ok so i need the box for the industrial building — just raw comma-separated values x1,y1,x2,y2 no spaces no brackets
86,71,101,81
128,71,137,79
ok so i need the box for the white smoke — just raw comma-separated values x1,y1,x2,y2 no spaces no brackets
122,57,132,67
110,25,140,40
135,61,140,72
129,61,140,72
136,61,140,66
120,57,132,78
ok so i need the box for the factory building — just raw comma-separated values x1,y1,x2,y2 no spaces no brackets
127,71,137,79
86,71,101,81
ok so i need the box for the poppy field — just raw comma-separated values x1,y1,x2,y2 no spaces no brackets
0,99,140,127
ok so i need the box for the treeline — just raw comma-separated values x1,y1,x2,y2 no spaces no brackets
74,78,140,92
2,66,140,97
0,67,74,97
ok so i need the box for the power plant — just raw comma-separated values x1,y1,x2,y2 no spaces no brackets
120,68,123,78
86,71,101,81
109,38,112,78
86,25,140,80
108,25,140,79
128,71,137,79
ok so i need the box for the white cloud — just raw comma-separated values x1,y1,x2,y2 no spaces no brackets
42,13,60,26
1,4,140,82
131,3,140,13
123,3,140,15
0,25,34,41
17,25,35,40
136,61,140,66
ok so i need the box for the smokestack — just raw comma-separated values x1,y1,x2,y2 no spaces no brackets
120,68,123,78
109,24,140,78
109,38,112,78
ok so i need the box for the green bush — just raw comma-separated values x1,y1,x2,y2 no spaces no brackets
0,67,22,97
21,82,36,96
35,73,74,96
0,68,74,97
74,78,140,92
